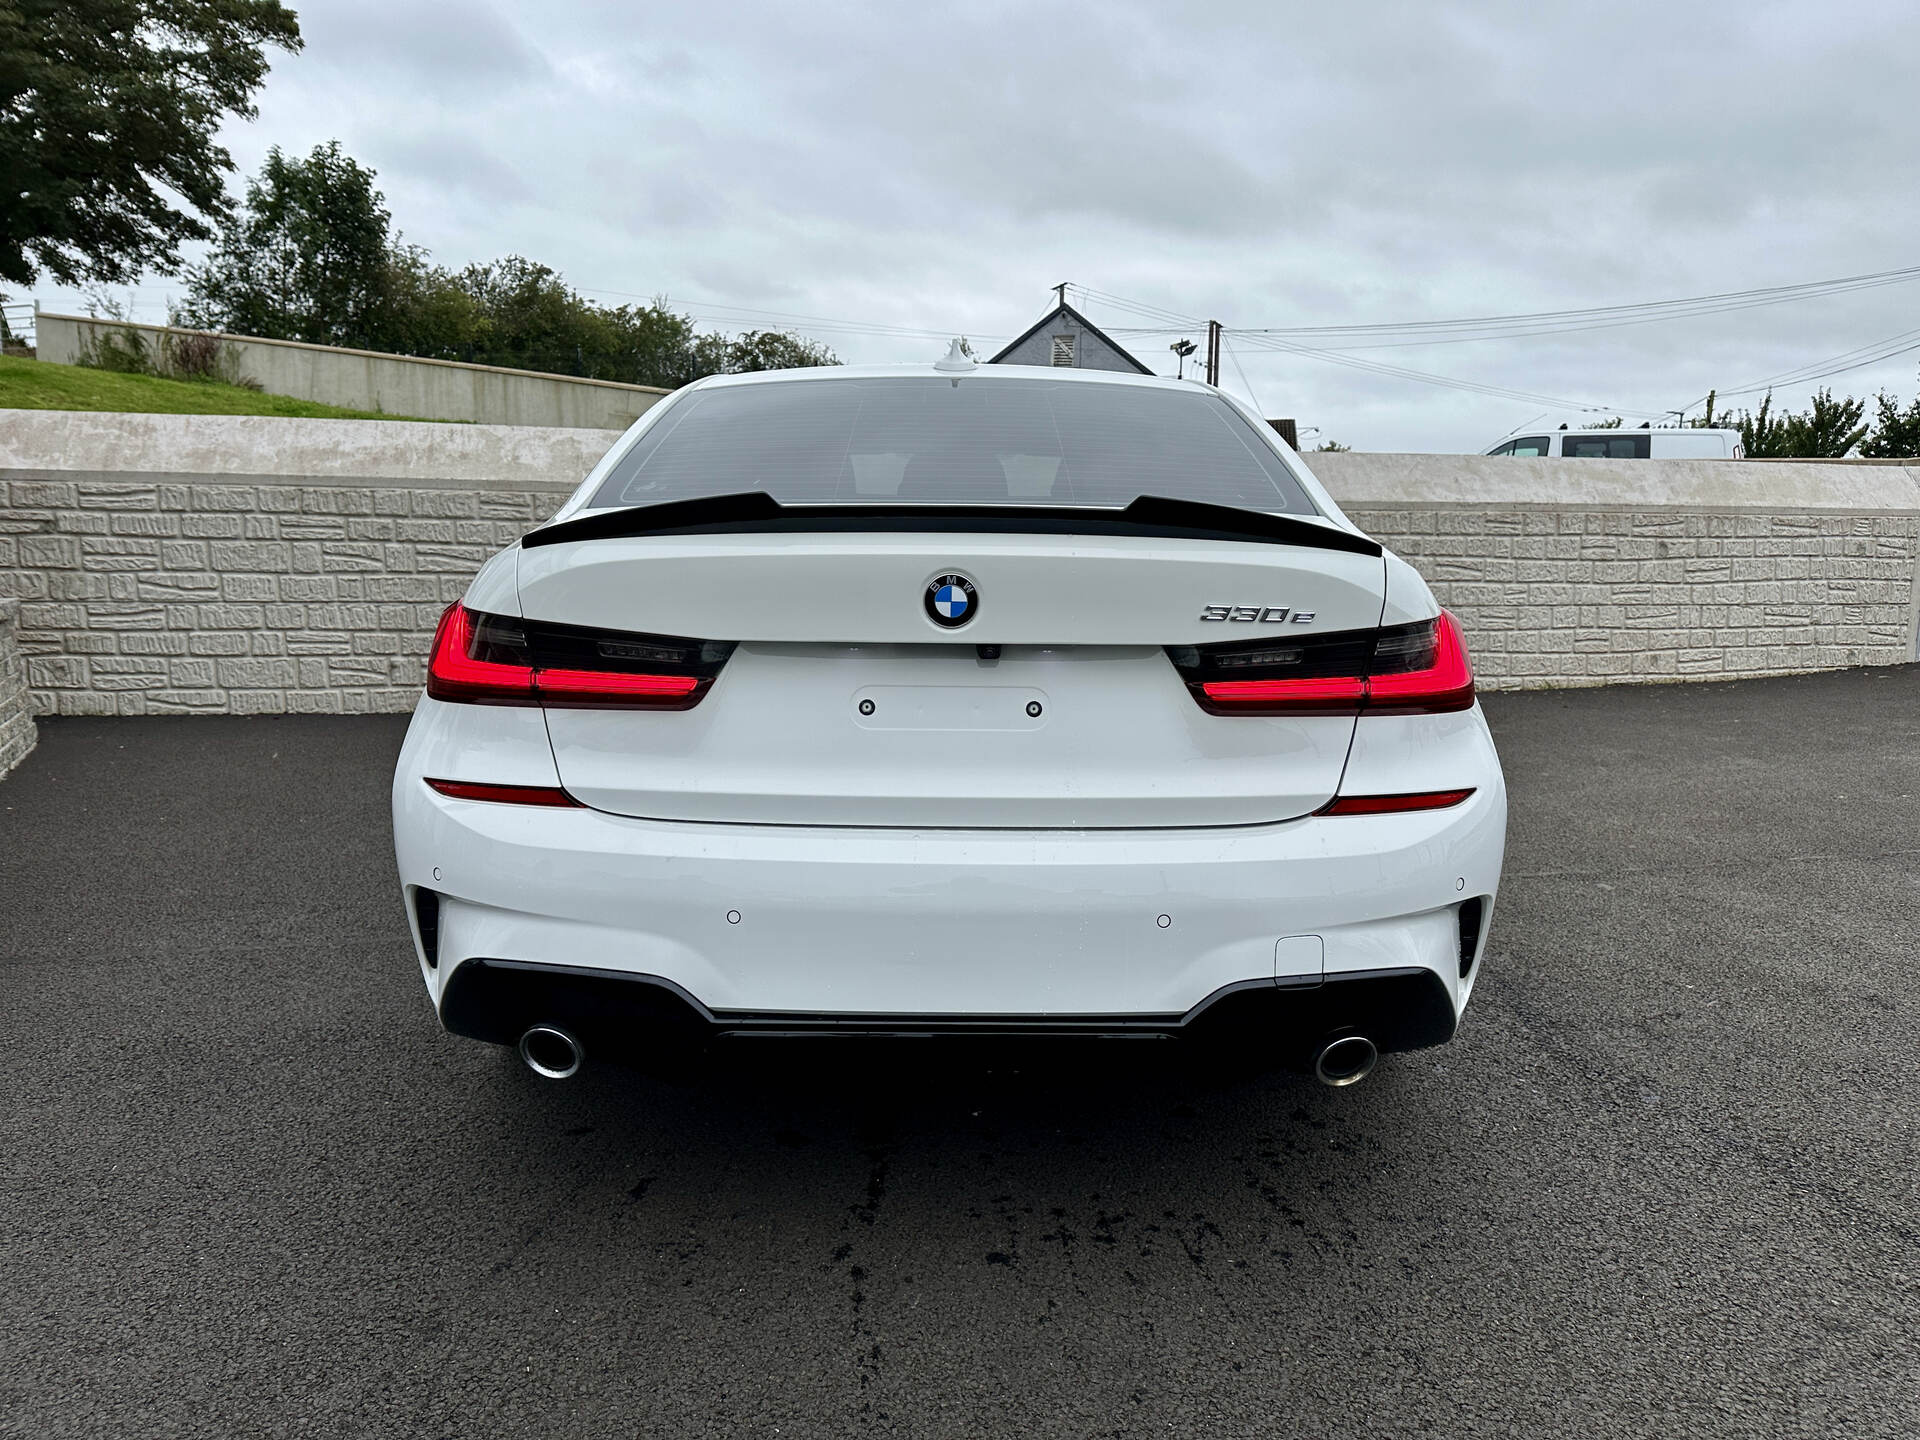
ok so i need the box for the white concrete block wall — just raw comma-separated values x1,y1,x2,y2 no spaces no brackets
4,412,1917,716
0,598,37,776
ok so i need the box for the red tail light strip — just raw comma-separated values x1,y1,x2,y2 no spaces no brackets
426,604,710,709
425,777,583,807
1319,788,1475,816
1199,675,1367,711
534,668,700,703
1197,610,1476,716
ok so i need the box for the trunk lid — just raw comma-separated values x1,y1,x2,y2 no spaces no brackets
519,531,1385,828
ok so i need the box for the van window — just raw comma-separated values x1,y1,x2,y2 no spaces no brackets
1563,434,1651,459
1487,436,1552,456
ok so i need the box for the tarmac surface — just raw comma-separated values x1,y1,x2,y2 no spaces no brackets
3,669,1917,1439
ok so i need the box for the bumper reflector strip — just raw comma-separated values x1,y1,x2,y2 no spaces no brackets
425,778,583,807
1319,788,1475,816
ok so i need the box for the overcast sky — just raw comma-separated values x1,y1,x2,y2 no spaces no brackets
35,0,1920,451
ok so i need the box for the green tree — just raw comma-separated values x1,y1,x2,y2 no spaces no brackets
1690,390,1733,428
177,143,838,387
0,0,301,291
722,329,840,373
179,142,402,349
447,258,719,386
1860,386,1920,459
1782,388,1868,457
1727,391,1789,455
1715,388,1867,458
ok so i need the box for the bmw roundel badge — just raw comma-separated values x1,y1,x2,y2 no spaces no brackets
925,573,978,628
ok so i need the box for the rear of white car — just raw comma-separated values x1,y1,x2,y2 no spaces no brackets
392,362,1506,1085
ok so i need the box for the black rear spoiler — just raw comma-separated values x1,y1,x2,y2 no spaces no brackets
523,491,1382,557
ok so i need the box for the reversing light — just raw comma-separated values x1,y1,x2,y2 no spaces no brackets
1318,788,1475,816
424,777,583,807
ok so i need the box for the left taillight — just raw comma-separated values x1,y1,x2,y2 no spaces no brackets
425,603,732,710
1168,610,1476,717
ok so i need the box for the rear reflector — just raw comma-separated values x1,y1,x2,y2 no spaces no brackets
425,603,727,709
1319,788,1475,816
1178,610,1476,716
425,777,583,807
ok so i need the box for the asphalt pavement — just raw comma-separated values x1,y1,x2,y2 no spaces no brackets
3,670,1917,1438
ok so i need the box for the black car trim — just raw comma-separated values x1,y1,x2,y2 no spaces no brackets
522,491,1383,558
435,957,1454,1052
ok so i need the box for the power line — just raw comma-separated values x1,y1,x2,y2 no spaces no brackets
1234,329,1662,416
1071,276,1920,417
1223,263,1920,342
1686,325,1920,410
1089,268,1920,354
1068,283,1656,415
1221,335,1264,415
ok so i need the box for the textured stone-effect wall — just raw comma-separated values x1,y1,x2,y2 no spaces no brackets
1,411,599,716
5,412,1919,714
0,598,37,775
6,475,569,715
1315,451,1920,689
1347,507,1918,687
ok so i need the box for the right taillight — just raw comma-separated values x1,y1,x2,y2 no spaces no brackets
1169,610,1476,716
426,603,732,710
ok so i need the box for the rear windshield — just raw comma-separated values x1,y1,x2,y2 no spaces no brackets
587,377,1316,514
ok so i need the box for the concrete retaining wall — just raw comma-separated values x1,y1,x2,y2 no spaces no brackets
0,598,37,775
35,313,669,430
3,410,1917,716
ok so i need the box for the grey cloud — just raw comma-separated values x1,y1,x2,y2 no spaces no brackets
49,0,1920,451
303,0,553,93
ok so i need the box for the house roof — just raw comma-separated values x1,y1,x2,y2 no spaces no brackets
986,301,1154,375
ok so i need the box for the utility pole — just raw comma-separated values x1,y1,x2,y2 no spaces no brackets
1204,320,1222,387
1053,281,1069,312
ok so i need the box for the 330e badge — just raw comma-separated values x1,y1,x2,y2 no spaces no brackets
1198,606,1317,623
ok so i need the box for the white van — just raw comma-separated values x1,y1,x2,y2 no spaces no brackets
1485,428,1743,459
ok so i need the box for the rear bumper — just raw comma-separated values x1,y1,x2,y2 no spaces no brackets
393,701,1506,1029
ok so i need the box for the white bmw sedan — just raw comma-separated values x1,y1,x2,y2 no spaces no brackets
392,356,1506,1086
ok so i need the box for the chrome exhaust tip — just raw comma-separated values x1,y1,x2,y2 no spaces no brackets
518,1024,583,1080
1313,1034,1378,1088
